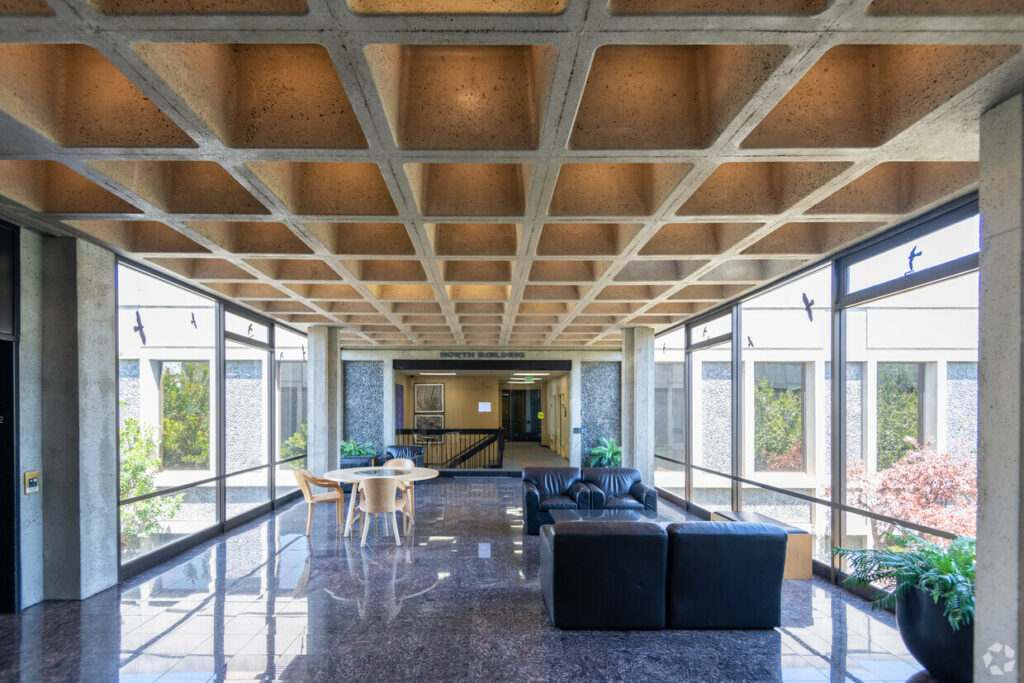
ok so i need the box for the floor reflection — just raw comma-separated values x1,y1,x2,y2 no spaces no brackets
0,477,935,682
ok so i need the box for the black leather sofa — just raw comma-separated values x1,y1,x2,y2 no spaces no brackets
540,520,787,630
541,521,667,629
522,467,591,535
666,521,787,629
383,444,425,467
582,467,658,512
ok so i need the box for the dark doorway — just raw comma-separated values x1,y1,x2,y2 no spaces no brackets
501,389,541,441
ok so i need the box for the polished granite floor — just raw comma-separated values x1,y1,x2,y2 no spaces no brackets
0,477,937,682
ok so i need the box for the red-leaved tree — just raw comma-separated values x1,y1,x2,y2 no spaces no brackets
844,437,977,546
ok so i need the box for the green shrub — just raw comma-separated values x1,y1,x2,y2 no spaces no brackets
119,403,183,549
340,438,376,459
587,436,622,467
280,424,307,469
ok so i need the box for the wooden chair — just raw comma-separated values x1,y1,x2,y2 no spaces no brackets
357,477,405,547
293,470,344,536
384,458,416,533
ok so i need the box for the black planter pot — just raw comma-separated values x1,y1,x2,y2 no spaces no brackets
895,585,973,683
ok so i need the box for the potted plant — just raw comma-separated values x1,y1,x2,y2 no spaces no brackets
587,437,622,468
340,439,376,461
833,528,975,683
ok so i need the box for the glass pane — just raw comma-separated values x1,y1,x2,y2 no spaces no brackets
688,312,731,345
226,341,270,475
226,469,270,518
740,487,833,563
847,214,978,293
118,264,218,562
740,266,831,505
276,457,306,498
655,327,685,359
843,271,979,548
120,486,217,564
654,360,685,498
226,310,269,343
226,341,272,517
690,339,732,510
275,326,308,500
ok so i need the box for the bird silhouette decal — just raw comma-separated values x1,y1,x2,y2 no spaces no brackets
802,292,814,322
906,245,923,276
702,326,709,339
747,335,754,348
301,344,306,361
247,323,254,337
133,311,147,345
190,312,197,329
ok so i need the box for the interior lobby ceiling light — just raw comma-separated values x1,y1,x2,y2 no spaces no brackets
420,372,456,376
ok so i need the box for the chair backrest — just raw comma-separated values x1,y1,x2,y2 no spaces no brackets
384,445,425,465
293,470,315,502
582,467,642,498
523,467,581,495
384,458,415,469
360,477,401,513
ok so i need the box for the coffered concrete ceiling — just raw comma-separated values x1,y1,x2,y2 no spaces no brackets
0,1,1022,348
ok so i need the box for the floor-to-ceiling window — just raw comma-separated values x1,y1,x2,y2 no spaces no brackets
739,266,833,561
654,327,685,499
653,194,980,573
688,312,734,509
117,263,307,574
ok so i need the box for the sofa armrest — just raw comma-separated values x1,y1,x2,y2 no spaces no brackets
523,481,541,534
569,481,591,509
586,482,606,510
630,481,658,512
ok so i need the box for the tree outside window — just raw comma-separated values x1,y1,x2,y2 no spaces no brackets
753,362,805,472
161,361,211,469
876,362,920,470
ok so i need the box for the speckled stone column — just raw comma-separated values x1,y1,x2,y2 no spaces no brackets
977,93,1024,678
621,327,655,484
39,237,117,600
307,326,340,474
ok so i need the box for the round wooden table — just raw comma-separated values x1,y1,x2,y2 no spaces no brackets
322,466,439,537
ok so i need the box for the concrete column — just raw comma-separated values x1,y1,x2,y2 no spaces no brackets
306,326,340,475
569,360,582,467
621,327,655,483
40,237,118,600
977,93,1024,679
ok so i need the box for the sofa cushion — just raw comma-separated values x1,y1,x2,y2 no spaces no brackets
605,496,644,510
523,467,582,496
539,495,579,511
582,467,643,498
383,444,425,467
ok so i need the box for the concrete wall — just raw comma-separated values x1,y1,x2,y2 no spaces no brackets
342,360,385,459
17,229,42,608
34,237,118,601
580,361,621,457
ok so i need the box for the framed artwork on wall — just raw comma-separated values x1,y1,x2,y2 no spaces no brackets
414,383,444,413
414,413,444,431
